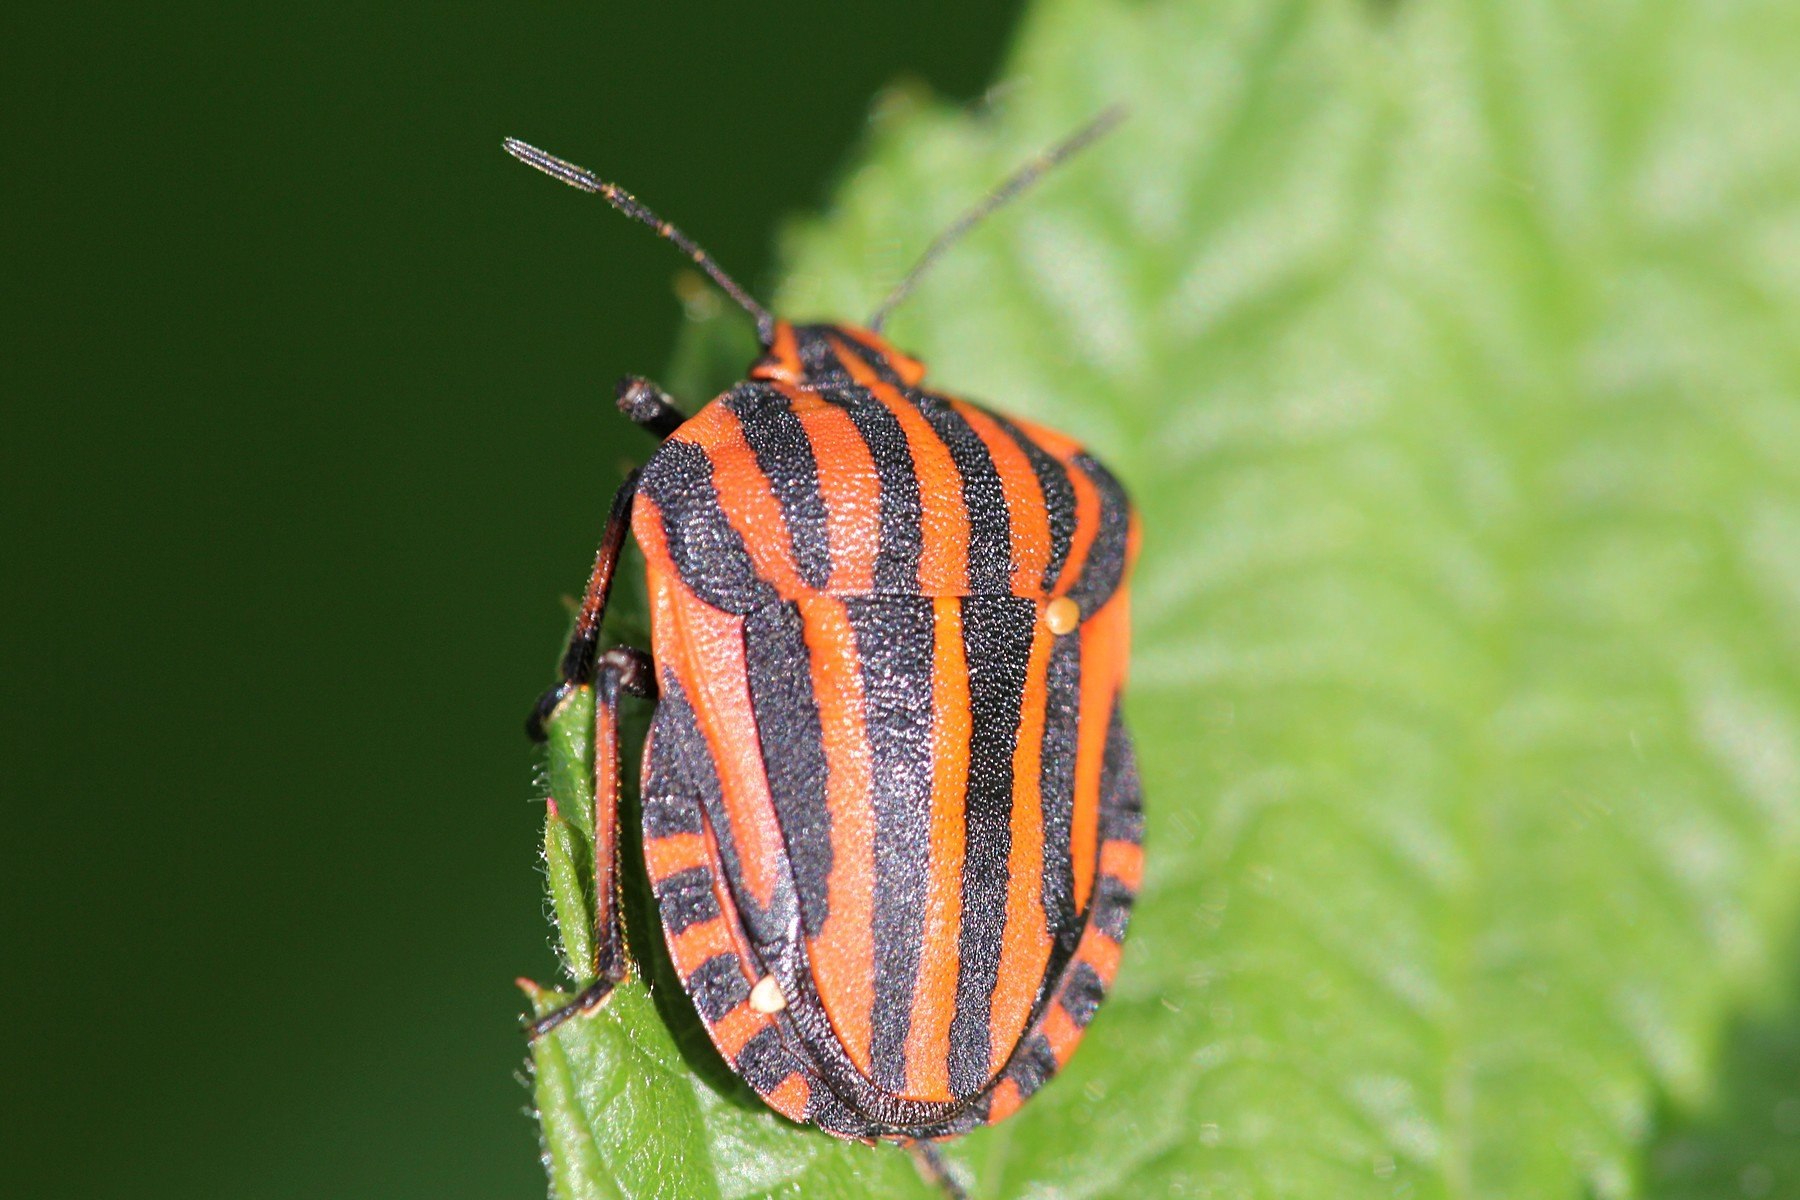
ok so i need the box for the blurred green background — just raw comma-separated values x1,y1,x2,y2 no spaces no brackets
4,5,1019,1196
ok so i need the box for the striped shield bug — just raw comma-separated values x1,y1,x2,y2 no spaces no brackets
509,109,1141,1192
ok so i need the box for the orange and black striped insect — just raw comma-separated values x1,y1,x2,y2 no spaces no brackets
509,110,1140,1194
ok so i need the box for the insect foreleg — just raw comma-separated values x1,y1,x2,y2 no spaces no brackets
907,1141,970,1200
528,644,656,1042
526,472,640,741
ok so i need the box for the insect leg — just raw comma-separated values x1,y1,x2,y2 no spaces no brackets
588,644,656,988
526,471,642,742
907,1142,969,1200
615,375,688,439
528,644,657,1041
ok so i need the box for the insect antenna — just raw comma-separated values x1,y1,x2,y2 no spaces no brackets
867,104,1126,333
504,137,776,346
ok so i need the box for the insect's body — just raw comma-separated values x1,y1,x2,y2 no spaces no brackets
506,114,1139,1170
633,323,1141,1139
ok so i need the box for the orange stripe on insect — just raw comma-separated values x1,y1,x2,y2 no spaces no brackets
1099,840,1144,892
681,812,784,1052
749,320,804,383
652,565,788,915
1055,456,1102,596
1005,413,1104,597
780,382,883,594
643,832,710,883
630,492,677,594
799,594,878,1077
709,999,768,1060
952,400,1053,597
986,1078,1025,1125
829,334,971,595
696,409,808,598
689,760,774,983
1039,999,1083,1065
1083,928,1124,984
668,914,735,977
903,597,971,1103
1009,412,1083,462
1070,588,1131,913
987,616,1056,1073
763,1073,811,1121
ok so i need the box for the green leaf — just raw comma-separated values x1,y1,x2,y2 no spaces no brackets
542,686,597,977
529,0,1800,1195
529,692,922,1200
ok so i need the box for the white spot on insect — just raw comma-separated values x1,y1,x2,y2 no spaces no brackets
1045,596,1080,635
749,975,787,1014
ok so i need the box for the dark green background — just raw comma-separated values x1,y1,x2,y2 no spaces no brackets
5,6,1020,1195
